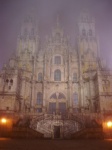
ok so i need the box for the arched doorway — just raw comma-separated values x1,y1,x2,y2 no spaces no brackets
48,92,66,114
54,126,60,138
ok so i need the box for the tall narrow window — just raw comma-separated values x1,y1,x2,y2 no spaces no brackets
6,79,9,85
38,73,42,81
10,79,13,85
73,73,77,82
73,93,78,106
37,92,43,105
55,56,61,64
54,69,61,81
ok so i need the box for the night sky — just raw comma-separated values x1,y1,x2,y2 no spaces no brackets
0,0,112,69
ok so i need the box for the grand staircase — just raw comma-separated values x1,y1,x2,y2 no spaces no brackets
30,113,86,139
0,112,103,139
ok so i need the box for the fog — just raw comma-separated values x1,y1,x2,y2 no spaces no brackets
0,0,112,69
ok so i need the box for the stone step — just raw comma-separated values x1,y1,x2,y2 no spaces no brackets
0,127,44,138
71,127,104,139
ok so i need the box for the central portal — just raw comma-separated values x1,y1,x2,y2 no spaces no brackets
54,126,60,138
49,102,56,114
49,92,66,114
49,102,66,114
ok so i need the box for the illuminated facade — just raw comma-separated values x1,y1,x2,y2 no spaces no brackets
0,11,112,117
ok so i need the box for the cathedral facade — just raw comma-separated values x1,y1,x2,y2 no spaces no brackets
0,11,112,117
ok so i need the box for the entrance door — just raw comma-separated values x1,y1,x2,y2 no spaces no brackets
54,126,60,138
49,102,56,114
59,102,66,114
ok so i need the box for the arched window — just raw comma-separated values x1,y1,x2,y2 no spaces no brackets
50,92,66,99
38,73,42,81
10,79,13,85
73,93,78,106
58,93,66,99
54,69,61,81
73,73,77,82
37,92,43,105
5,79,9,85
55,56,61,64
82,29,86,36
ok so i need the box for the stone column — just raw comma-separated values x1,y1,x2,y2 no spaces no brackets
42,81,47,113
68,81,73,113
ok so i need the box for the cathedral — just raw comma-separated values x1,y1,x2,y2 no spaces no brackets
0,11,112,138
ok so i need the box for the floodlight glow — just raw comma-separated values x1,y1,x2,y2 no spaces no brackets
107,121,112,128
1,118,7,124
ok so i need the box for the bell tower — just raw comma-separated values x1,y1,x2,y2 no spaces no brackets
15,11,40,112
77,11,100,113
78,10,99,73
17,13,39,57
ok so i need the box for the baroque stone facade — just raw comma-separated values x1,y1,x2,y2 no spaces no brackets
0,11,112,116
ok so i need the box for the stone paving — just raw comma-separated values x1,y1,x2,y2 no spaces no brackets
0,138,112,150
